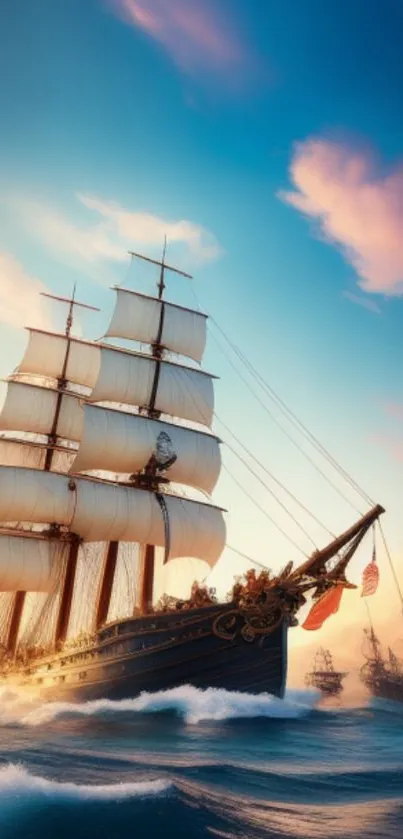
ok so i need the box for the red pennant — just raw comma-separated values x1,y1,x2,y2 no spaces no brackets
302,584,344,631
361,554,379,598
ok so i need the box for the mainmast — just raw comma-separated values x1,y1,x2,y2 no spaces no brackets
128,239,194,614
6,290,99,655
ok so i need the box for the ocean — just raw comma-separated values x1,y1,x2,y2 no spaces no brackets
0,685,402,839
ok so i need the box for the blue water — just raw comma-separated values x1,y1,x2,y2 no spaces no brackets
0,685,402,839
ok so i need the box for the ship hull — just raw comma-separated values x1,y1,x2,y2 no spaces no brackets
1,602,288,701
366,678,403,704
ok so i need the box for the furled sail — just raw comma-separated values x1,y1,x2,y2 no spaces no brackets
0,534,62,592
71,405,221,493
0,467,226,566
0,381,84,442
18,329,100,389
89,346,215,427
106,288,207,363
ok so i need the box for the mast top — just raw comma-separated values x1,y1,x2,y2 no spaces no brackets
128,243,193,282
41,288,100,338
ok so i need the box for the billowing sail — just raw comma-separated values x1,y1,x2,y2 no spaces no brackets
71,405,221,493
0,438,46,470
106,289,207,363
89,347,215,427
0,438,75,475
73,480,225,565
0,467,226,566
18,329,100,389
0,381,84,442
0,535,62,592
0,466,76,525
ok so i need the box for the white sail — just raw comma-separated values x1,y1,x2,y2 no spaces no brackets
18,329,100,389
89,347,214,427
73,480,225,566
106,289,207,363
0,381,84,442
0,439,76,474
71,405,221,493
0,438,46,470
0,467,226,566
0,535,61,592
0,466,76,526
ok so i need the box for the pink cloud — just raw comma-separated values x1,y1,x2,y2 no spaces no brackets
279,138,403,296
108,0,257,85
371,434,403,462
385,403,403,421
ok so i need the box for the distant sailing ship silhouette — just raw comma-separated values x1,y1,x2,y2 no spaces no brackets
305,648,347,696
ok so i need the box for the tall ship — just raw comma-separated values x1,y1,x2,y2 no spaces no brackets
0,245,385,701
305,648,347,696
360,628,403,704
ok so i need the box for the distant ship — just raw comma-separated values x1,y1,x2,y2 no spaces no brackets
360,627,403,704
305,648,347,696
0,243,385,701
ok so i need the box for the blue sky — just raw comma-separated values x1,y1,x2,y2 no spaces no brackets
1,0,403,629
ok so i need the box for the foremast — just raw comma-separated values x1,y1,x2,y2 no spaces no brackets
6,290,99,654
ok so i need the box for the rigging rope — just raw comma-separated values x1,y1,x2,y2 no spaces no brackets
215,412,334,538
223,438,318,549
208,325,363,516
225,543,273,571
222,463,306,556
209,314,375,508
378,521,403,614
189,284,372,513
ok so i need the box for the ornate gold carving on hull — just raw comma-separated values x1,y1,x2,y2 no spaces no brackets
213,598,285,643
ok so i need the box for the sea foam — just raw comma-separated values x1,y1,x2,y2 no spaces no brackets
18,685,320,726
0,764,171,802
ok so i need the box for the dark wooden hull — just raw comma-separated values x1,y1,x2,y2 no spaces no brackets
306,672,345,696
366,677,403,704
2,602,288,701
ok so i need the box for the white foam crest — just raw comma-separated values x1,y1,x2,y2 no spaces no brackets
20,685,320,726
0,764,171,801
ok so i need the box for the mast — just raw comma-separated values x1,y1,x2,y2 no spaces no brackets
43,289,99,472
94,541,119,631
128,239,194,614
5,290,99,655
50,293,99,648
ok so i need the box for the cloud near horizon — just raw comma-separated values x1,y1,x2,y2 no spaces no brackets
107,0,257,87
6,192,221,274
0,252,51,330
279,138,403,296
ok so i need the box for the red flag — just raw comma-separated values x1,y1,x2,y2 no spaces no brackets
302,584,344,631
361,548,379,597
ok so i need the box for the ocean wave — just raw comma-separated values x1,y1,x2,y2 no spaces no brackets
0,764,171,802
19,685,321,726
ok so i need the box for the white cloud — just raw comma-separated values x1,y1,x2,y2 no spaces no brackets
6,192,222,273
0,252,51,330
